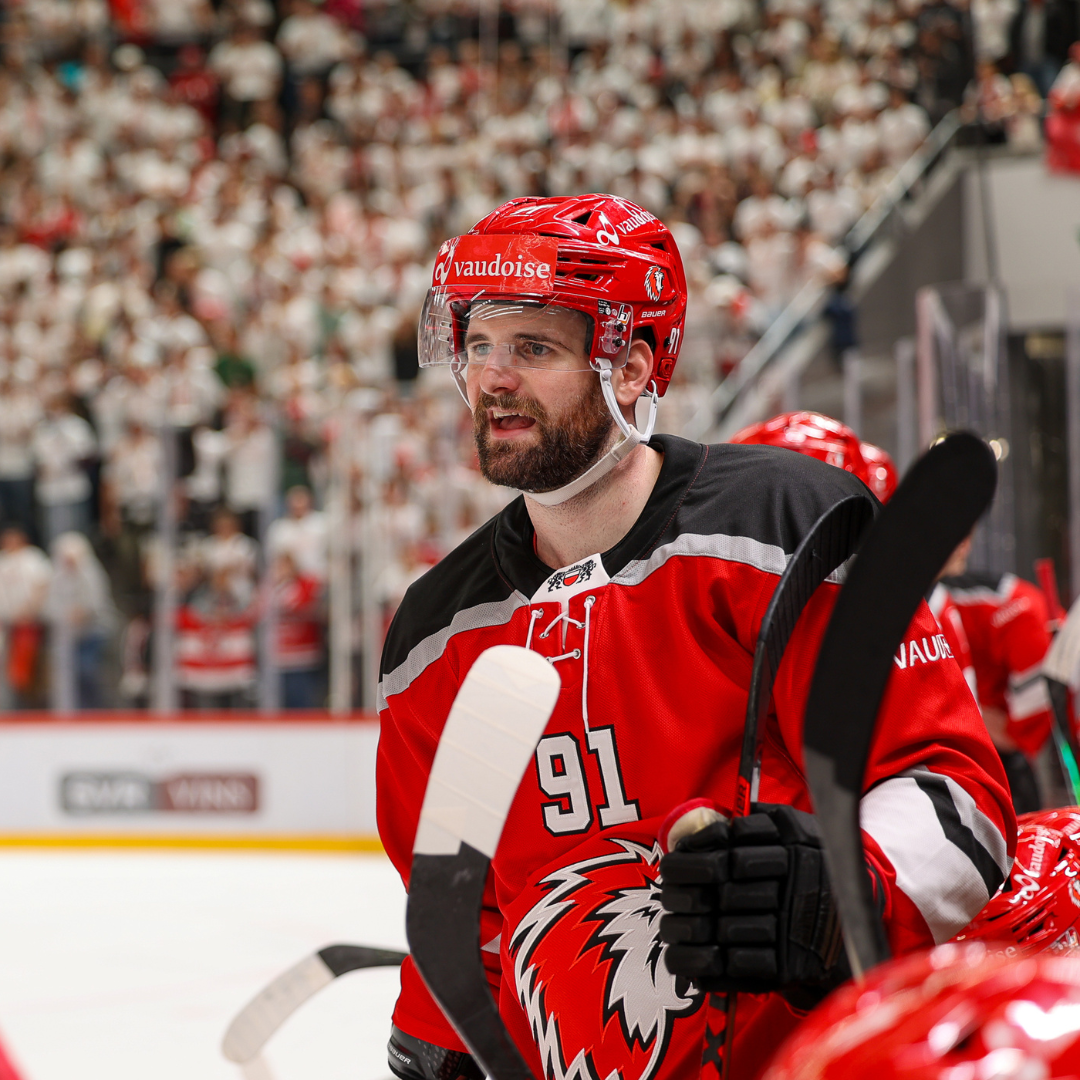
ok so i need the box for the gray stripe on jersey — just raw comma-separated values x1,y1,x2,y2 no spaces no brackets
610,532,852,588
947,573,1017,605
379,528,856,711
861,770,1011,943
377,594,528,712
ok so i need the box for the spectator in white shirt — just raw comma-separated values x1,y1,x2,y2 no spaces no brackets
276,0,354,79
200,507,259,602
878,86,931,168
0,362,42,542
33,394,97,547
267,485,327,581
805,170,864,244
101,420,162,609
209,22,284,129
223,396,277,535
45,531,118,709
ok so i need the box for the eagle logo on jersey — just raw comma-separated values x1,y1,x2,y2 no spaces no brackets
509,838,702,1080
644,267,665,302
548,559,596,592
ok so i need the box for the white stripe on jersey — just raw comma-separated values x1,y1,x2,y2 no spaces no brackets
377,595,527,712
947,573,1017,605
861,770,1010,943
612,532,852,590
379,531,855,711
1007,661,1052,720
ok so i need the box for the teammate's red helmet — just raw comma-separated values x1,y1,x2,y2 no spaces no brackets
729,411,898,502
762,942,1080,1080
952,815,1080,954
859,440,899,502
418,194,687,397
1025,807,1080,841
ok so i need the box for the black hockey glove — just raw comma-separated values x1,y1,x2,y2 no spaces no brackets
659,803,855,1008
388,1025,484,1080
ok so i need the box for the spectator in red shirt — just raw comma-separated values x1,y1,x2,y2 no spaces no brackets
176,565,257,709
271,551,325,709
169,45,219,127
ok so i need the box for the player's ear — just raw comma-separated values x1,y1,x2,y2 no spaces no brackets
613,338,654,410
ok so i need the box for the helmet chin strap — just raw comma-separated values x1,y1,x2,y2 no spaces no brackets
523,360,658,507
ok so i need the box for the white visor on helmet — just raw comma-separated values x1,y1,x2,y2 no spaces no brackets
418,234,634,392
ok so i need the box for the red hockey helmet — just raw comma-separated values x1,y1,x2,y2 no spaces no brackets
859,440,899,502
762,942,1080,1080
418,195,688,398
729,411,898,502
1024,807,1080,841
952,816,1080,955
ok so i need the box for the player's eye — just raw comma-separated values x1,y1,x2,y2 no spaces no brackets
522,341,552,359
466,342,493,358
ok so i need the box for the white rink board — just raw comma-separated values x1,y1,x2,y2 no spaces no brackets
0,721,380,840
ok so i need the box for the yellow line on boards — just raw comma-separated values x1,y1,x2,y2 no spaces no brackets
0,834,385,853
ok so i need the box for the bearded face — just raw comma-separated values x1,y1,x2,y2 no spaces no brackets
472,375,614,493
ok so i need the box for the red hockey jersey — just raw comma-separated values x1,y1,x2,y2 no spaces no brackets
378,435,1014,1078
929,582,977,699
942,572,1054,757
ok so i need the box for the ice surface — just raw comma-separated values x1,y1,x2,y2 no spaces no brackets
0,850,406,1080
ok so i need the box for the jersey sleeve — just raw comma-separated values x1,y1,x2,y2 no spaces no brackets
996,582,1053,756
930,584,978,702
767,585,1015,952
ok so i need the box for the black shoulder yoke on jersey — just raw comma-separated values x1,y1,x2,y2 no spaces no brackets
941,570,1010,593
380,434,874,680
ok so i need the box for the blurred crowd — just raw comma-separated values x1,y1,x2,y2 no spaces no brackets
0,0,1068,710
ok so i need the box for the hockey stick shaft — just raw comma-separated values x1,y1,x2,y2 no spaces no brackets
804,431,997,978
721,492,873,1074
735,494,875,815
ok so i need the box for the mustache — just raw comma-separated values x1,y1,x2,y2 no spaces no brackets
474,392,547,423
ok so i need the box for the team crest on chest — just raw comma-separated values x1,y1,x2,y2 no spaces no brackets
533,553,610,603
549,559,595,591
509,839,702,1080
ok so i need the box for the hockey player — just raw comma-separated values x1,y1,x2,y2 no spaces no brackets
376,195,1014,1080
942,541,1054,813
728,413,978,697
728,410,897,504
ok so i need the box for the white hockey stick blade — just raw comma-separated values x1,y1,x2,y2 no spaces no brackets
413,644,561,858
240,1054,276,1080
223,953,335,1063
223,946,406,1063
1045,593,1080,685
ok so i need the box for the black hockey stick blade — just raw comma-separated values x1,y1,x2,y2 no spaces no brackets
407,645,560,1080
222,945,407,1063
804,431,997,978
1043,594,1080,803
735,494,875,815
